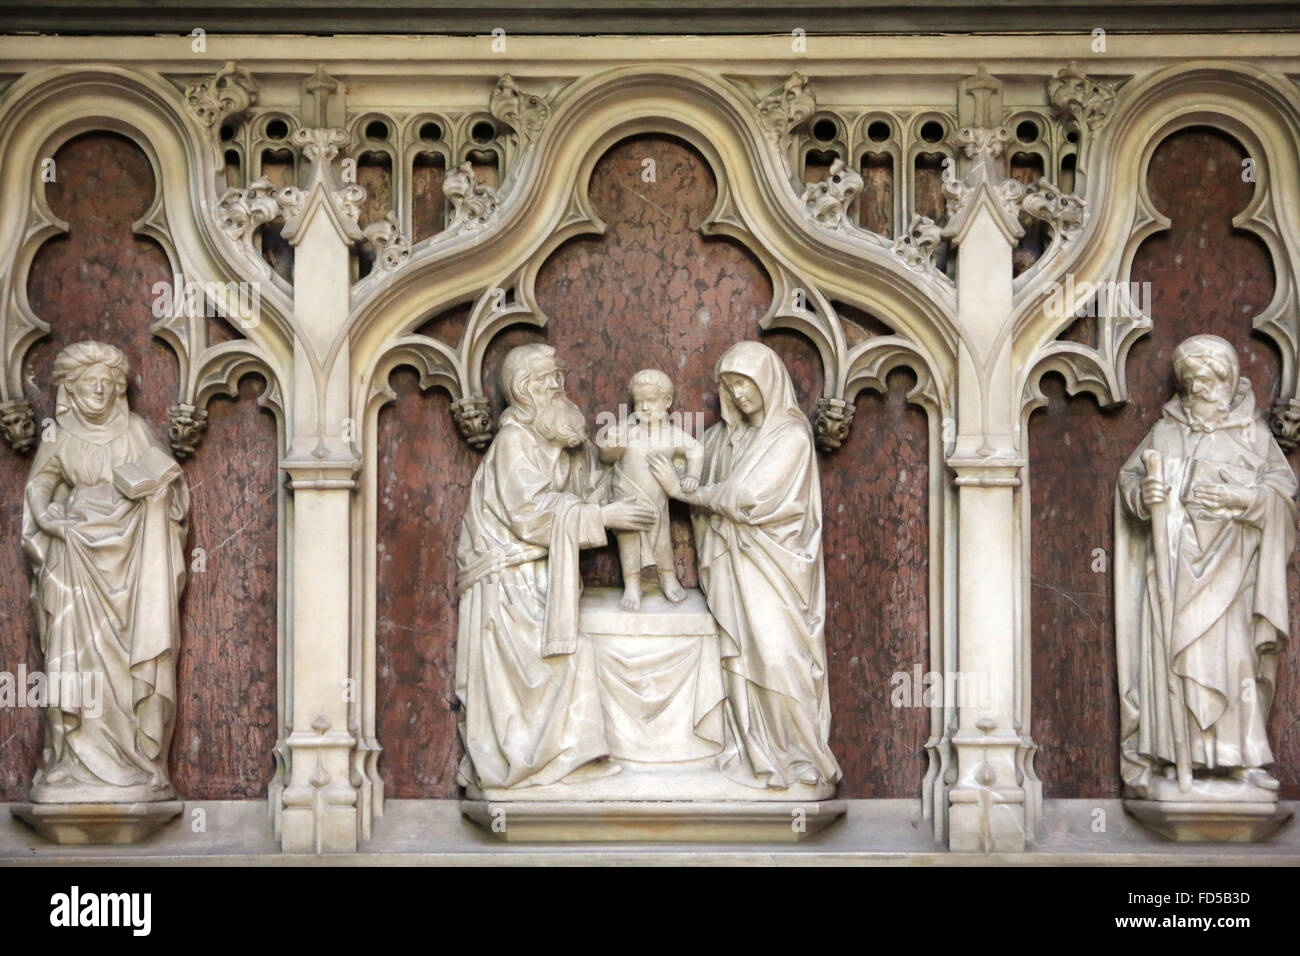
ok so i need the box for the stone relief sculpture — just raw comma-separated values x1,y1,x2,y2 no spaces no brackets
1116,334,1297,841
455,344,655,790
650,342,841,792
456,341,843,840
598,369,703,610
14,342,189,843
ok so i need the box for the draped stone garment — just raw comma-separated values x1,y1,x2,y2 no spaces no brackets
21,398,189,803
690,342,842,790
455,415,614,789
1115,381,1297,792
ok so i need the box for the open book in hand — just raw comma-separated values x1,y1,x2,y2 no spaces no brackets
112,445,182,500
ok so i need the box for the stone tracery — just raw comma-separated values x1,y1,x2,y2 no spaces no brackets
0,37,1297,858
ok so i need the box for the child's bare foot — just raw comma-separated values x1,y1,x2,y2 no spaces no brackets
620,580,642,610
660,572,686,603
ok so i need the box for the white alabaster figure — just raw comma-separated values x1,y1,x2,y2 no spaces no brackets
598,369,703,610
1116,334,1297,800
454,344,656,789
650,341,842,790
22,341,189,804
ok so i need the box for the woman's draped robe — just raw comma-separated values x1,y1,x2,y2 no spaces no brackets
1115,382,1296,793
690,343,842,790
21,402,188,803
454,417,614,789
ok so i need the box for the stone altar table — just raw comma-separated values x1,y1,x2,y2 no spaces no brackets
462,587,845,840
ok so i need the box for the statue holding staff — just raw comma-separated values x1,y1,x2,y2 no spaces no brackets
1115,334,1296,807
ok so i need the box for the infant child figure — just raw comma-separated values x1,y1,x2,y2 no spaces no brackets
600,369,703,610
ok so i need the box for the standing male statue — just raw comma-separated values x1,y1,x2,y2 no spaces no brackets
1116,334,1296,830
454,344,655,791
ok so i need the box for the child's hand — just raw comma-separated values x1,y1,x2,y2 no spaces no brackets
680,476,699,494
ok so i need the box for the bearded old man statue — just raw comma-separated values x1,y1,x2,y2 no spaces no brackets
22,341,189,805
455,344,655,791
1116,334,1297,808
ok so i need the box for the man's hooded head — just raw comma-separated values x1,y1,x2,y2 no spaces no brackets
1172,334,1242,426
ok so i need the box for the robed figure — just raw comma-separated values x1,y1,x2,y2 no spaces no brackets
1116,334,1297,797
652,341,841,790
455,344,654,790
22,342,189,803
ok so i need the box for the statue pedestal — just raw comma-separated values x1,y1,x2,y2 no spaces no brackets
1124,776,1293,842
463,587,845,841
10,801,184,845
1123,800,1292,843
461,799,846,842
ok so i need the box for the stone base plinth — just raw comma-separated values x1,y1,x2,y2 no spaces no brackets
465,757,835,802
1123,800,1293,843
10,801,184,845
461,799,847,842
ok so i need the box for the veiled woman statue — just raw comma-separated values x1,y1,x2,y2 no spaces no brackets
22,341,189,804
651,341,841,792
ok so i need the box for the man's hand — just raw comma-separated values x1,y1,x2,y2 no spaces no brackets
1140,477,1171,507
601,500,656,532
647,453,682,497
1193,480,1255,513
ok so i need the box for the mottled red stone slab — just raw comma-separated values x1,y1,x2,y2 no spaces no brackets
1029,127,1297,797
169,376,279,799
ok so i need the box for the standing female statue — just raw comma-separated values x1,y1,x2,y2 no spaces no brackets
22,341,189,804
650,341,841,792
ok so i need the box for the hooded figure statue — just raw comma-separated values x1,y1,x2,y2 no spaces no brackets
1115,334,1296,798
654,341,841,792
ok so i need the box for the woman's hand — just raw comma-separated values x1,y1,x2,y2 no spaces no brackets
648,453,683,496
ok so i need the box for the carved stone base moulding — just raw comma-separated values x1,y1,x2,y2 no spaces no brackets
1,33,1299,858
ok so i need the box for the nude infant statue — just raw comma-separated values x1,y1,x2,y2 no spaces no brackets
599,369,703,610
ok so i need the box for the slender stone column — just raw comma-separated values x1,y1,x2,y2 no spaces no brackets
276,129,365,853
941,126,1030,852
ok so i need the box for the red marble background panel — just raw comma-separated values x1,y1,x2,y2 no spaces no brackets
375,134,930,798
1029,127,1299,797
0,132,276,800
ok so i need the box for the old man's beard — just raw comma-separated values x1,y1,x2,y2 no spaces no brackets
533,393,589,447
1183,393,1231,430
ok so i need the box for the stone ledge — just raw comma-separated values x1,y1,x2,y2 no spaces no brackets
461,799,846,842
3,799,1298,864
